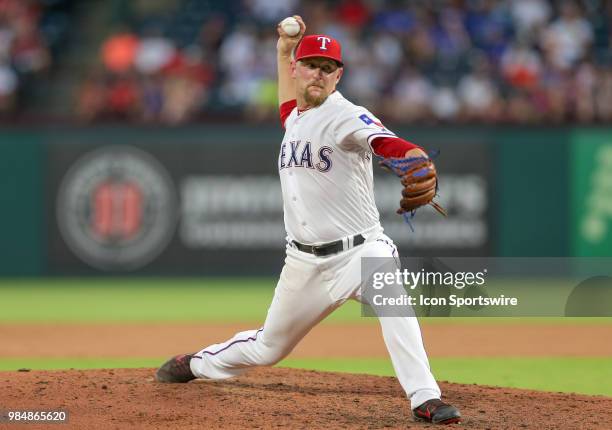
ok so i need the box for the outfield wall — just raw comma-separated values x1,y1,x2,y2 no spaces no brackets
0,125,610,276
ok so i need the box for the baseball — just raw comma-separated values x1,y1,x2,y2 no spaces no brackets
280,17,300,37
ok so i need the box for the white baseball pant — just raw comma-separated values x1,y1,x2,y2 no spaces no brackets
190,228,441,409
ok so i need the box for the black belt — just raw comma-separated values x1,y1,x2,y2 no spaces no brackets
293,234,366,257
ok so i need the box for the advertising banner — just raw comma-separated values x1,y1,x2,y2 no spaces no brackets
47,130,492,275
572,130,612,256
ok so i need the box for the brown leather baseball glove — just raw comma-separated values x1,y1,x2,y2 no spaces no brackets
380,156,447,217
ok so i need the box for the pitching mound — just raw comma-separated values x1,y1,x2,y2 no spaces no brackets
1,367,609,429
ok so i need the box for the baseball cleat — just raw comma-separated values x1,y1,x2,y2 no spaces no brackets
413,399,462,424
155,353,196,383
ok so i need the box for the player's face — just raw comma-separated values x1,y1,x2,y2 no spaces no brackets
294,58,343,107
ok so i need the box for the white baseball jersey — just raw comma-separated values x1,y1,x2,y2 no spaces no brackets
279,91,397,244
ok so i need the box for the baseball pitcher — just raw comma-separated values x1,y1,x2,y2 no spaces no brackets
156,16,461,425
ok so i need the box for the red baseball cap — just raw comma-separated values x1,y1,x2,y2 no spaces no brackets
294,34,343,66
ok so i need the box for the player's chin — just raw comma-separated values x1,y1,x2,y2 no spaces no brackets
305,87,328,106
309,85,325,94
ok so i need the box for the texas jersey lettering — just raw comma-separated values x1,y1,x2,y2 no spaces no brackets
279,91,396,244
279,141,333,172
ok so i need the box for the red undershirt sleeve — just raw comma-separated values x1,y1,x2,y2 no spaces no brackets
279,99,297,128
371,136,422,158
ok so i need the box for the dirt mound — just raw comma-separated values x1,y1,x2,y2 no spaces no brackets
1,367,609,429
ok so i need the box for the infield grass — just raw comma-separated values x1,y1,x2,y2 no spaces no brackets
1,279,611,324
281,357,612,397
0,357,609,397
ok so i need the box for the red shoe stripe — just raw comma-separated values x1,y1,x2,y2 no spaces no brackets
415,407,432,419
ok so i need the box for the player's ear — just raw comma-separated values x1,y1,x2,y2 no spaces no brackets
336,67,343,83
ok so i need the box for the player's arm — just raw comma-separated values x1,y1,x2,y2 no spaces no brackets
334,109,428,158
276,15,305,107
371,137,428,159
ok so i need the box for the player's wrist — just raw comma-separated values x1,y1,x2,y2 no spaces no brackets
277,51,293,61
405,148,428,159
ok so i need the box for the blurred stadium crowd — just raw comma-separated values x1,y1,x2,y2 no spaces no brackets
0,0,71,114
3,0,612,124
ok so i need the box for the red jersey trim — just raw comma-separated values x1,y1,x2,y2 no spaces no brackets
279,99,297,128
371,136,421,158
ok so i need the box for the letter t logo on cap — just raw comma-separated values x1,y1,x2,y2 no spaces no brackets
317,36,331,50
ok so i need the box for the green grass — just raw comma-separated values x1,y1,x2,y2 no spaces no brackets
0,278,361,323
0,279,276,322
0,357,163,370
1,279,611,324
0,357,609,397
280,357,612,397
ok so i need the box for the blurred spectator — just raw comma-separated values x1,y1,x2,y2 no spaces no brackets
102,31,139,74
198,14,227,60
140,75,163,122
595,69,612,122
372,2,416,34
0,63,17,111
134,32,175,75
335,0,371,29
538,62,572,123
505,89,540,123
107,73,139,119
500,41,542,89
435,5,471,62
509,0,551,38
0,0,55,115
11,11,49,73
540,1,593,70
388,67,433,122
244,0,299,24
457,55,503,122
76,72,106,121
342,51,385,109
574,60,597,122
431,85,461,122
405,23,437,71
372,32,403,70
